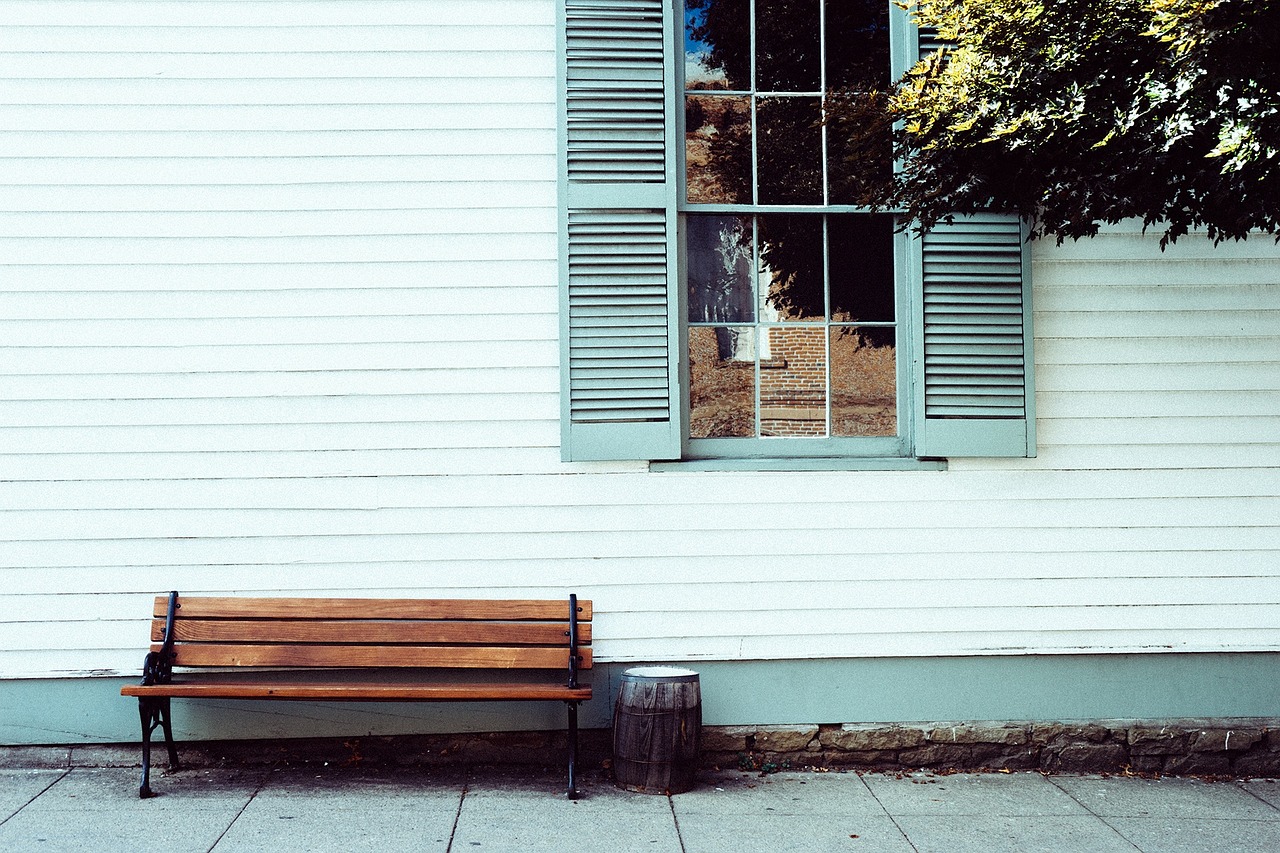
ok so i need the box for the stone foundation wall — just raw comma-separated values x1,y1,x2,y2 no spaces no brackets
7,720,1280,778
702,720,1280,777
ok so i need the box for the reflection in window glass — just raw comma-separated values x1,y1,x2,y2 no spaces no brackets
758,214,824,321
686,95,751,204
830,326,896,436
824,0,890,90
689,326,757,438
685,0,751,91
756,0,820,92
688,215,754,323
760,326,826,436
756,97,822,204
826,91,893,206
829,215,895,322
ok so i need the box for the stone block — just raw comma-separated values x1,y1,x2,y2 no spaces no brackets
819,724,925,751
1041,742,1129,773
752,726,819,752
1128,726,1191,755
699,726,755,753
1031,723,1113,745
1189,728,1264,753
927,724,1028,746
899,743,1006,767
1164,752,1232,775
823,749,900,768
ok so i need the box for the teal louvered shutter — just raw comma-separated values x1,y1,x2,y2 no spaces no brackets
558,0,680,461
913,214,1035,457
905,25,1036,458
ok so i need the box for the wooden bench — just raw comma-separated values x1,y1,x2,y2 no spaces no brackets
121,592,592,798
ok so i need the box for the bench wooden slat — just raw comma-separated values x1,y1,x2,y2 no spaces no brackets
161,643,593,670
153,596,593,621
155,619,591,646
122,681,594,702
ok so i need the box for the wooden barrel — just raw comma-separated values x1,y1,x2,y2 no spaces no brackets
612,666,701,794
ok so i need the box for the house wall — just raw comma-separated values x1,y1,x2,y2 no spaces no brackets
1,1,1278,741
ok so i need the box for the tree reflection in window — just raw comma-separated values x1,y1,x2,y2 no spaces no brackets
684,0,899,441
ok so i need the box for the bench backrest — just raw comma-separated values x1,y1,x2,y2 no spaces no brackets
148,594,592,671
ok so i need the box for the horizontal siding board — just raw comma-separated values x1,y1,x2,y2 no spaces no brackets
3,527,1277,571
0,77,551,106
0,52,552,81
0,156,555,185
0,1,553,27
0,421,559,454
0,367,556,400
0,128,555,160
0,104,554,132
0,26,553,54
0,341,560,373
0,184,557,214
0,313,557,347
0,209,555,239
8,469,1275,508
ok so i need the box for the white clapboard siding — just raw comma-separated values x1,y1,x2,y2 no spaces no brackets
1,2,1278,681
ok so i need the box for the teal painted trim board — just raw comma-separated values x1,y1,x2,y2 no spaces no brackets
4,653,1279,746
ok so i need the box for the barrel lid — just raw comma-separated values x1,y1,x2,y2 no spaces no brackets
621,666,699,681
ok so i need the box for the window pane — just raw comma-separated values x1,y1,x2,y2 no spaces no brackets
690,326,757,438
758,213,824,321
826,91,893,206
830,326,896,436
685,0,751,91
686,94,751,204
760,326,827,436
825,0,890,90
688,215,754,323
757,96,822,204
756,0,820,92
829,214,895,322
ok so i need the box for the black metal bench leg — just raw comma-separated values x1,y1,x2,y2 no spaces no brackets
138,698,157,798
566,701,580,800
137,698,178,798
159,698,180,770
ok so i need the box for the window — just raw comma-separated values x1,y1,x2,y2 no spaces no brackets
558,0,1034,464
682,0,901,457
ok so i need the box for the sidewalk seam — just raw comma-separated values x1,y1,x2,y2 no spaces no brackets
204,771,267,853
667,794,687,853
445,771,469,853
859,773,921,853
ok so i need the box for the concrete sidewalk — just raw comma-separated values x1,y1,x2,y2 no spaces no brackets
3,764,1280,852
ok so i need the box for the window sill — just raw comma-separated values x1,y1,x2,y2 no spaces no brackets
649,457,947,473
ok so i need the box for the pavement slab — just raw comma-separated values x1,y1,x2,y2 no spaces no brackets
676,812,914,853
1051,775,1280,820
1106,817,1280,853
674,770,886,816
889,813,1140,853
453,768,682,852
213,767,465,852
862,771,1089,816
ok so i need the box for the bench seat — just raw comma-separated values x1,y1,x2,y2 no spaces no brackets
124,680,594,702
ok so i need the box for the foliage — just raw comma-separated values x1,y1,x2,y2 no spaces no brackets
879,0,1280,246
